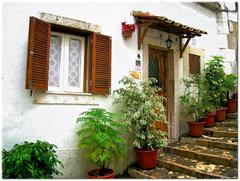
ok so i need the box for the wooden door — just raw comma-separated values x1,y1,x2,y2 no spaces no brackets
148,48,168,132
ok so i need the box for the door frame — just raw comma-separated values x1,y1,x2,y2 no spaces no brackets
143,44,175,140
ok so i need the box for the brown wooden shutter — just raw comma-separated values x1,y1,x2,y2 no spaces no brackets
189,54,200,74
26,17,50,91
91,33,112,95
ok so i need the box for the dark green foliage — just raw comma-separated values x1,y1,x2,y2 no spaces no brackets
180,74,207,121
76,108,127,176
223,74,238,99
113,77,168,150
2,140,63,178
204,56,227,108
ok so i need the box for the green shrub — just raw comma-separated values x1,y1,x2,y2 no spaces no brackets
114,77,168,150
76,108,127,176
204,55,227,108
2,140,63,178
223,74,238,99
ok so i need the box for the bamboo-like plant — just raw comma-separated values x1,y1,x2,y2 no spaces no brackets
180,74,206,121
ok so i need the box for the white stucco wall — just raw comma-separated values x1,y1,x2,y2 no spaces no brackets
2,2,219,178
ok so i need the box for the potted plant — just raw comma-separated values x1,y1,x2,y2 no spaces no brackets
114,77,168,170
121,22,136,39
204,56,228,122
2,140,63,178
202,95,216,127
76,108,127,179
224,74,238,113
180,74,206,137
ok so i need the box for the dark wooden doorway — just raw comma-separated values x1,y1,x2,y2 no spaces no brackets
148,47,168,132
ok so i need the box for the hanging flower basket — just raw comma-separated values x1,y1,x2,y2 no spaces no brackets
121,22,136,39
122,30,133,39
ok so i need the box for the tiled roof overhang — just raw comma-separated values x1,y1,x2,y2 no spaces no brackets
133,11,207,37
132,11,207,57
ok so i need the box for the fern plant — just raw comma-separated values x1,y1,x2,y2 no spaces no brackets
76,108,127,176
2,140,63,178
114,77,168,150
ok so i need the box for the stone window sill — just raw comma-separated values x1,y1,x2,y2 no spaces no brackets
33,91,99,105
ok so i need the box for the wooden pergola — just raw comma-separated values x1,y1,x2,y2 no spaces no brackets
132,11,207,58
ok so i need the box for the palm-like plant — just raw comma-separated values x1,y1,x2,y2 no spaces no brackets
76,108,127,176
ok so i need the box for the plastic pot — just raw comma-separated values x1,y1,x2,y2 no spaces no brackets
187,121,206,137
87,168,115,179
216,107,228,122
203,112,216,127
135,149,158,170
227,99,237,113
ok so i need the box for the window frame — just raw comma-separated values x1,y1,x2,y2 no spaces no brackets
189,53,200,75
26,16,112,96
48,31,85,93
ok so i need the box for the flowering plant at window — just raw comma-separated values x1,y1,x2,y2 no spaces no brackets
121,22,136,39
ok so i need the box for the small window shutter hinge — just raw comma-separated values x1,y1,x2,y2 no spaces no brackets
90,80,92,87
90,38,93,45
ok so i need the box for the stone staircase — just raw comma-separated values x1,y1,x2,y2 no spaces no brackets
128,113,238,179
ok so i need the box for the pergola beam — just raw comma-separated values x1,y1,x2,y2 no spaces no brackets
180,37,191,58
137,23,151,50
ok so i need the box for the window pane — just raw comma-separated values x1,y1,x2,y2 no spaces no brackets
48,35,61,87
68,38,81,87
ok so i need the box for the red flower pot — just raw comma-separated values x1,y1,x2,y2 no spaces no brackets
87,169,115,179
135,149,158,170
216,107,228,122
187,121,206,137
122,30,132,39
227,99,237,113
203,112,216,127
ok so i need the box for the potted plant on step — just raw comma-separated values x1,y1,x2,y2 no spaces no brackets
224,74,238,113
201,92,216,127
76,108,127,179
114,77,168,170
180,74,206,137
204,56,228,122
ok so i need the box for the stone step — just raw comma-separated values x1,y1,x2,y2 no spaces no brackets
227,113,238,119
204,127,237,138
165,143,237,168
128,163,196,179
180,136,237,150
158,153,238,179
214,119,237,128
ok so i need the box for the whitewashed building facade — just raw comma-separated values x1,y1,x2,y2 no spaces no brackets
2,1,238,178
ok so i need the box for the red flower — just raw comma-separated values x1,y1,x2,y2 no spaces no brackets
121,22,136,32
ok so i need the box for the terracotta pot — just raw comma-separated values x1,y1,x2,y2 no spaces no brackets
233,93,238,100
135,149,158,170
227,99,237,113
122,30,132,39
203,112,216,127
215,107,228,122
187,121,206,137
87,168,115,179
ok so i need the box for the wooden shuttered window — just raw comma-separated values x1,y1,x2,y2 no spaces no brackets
25,17,112,95
26,17,50,91
91,33,112,95
189,54,200,74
